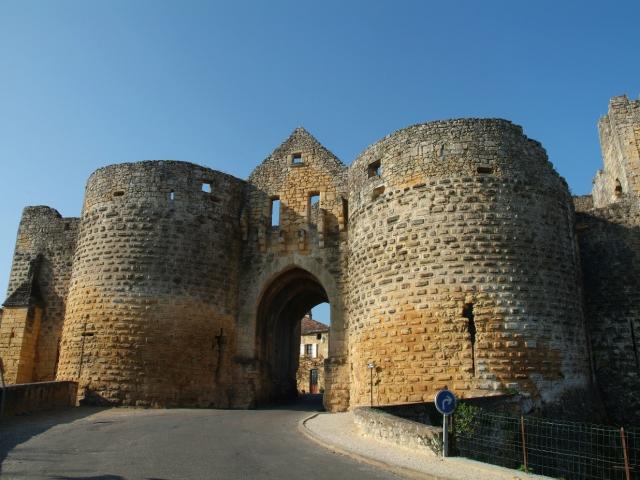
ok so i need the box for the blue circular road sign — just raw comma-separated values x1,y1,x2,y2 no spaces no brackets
434,389,457,415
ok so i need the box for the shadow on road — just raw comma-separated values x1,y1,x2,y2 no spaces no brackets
0,406,107,472
257,393,325,412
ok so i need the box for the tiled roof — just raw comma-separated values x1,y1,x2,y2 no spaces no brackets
301,315,329,334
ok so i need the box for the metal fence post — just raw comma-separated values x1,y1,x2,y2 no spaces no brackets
620,427,631,480
520,415,528,474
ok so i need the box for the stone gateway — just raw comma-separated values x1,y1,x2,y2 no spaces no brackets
1,96,639,424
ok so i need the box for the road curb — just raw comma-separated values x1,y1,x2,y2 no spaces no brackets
298,413,449,480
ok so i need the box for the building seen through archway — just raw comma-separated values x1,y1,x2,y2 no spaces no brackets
296,309,329,395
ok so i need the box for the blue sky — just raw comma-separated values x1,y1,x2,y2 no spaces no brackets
1,1,639,324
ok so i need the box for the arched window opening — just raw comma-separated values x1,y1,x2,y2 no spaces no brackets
614,179,623,198
463,303,477,376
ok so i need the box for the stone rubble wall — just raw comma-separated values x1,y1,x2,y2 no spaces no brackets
347,119,591,408
353,406,442,455
0,306,42,383
4,99,636,416
572,195,594,213
3,206,79,382
56,161,245,407
593,96,640,208
0,380,77,416
576,199,640,425
238,128,350,410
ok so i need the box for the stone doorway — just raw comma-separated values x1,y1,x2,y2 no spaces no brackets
254,267,330,405
309,368,319,394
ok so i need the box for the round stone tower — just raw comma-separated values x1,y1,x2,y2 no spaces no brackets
56,161,245,407
347,119,590,407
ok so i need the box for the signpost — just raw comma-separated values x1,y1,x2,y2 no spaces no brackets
434,388,457,457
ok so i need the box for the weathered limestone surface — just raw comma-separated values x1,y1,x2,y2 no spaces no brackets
593,96,640,208
0,380,77,415
55,161,244,407
0,306,42,383
576,199,640,424
2,96,639,421
2,206,79,381
237,128,350,410
347,119,591,408
353,406,442,455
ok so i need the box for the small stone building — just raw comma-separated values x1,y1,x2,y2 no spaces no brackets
296,314,329,394
1,95,639,424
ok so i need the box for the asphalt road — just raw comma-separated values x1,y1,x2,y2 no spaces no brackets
0,396,403,480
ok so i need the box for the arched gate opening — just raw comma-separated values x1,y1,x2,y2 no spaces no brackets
255,267,330,405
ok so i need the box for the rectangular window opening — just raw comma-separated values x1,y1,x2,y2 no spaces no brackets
305,344,313,357
113,191,124,198
368,160,382,178
292,153,303,165
202,182,212,193
271,197,281,227
169,191,176,201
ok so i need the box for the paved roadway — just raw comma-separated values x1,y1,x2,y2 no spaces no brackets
0,396,403,480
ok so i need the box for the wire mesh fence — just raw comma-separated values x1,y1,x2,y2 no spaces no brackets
452,405,639,479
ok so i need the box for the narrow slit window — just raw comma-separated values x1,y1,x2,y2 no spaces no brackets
342,198,349,226
292,153,303,165
368,160,382,178
113,191,124,198
463,303,477,376
169,191,176,201
477,166,493,174
202,182,212,193
271,197,281,227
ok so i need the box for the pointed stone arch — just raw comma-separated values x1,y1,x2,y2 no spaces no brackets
234,254,346,408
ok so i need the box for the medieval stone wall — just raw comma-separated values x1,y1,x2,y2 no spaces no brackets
4,97,638,418
3,206,79,381
576,199,640,425
237,128,350,410
593,95,640,208
346,119,591,408
55,161,245,407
